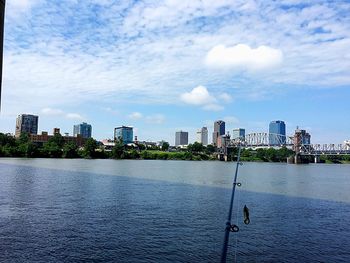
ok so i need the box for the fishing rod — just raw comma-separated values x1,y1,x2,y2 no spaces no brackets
220,143,250,263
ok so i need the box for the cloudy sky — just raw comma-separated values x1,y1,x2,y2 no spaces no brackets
1,0,349,144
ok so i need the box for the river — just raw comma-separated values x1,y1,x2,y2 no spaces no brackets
0,158,349,262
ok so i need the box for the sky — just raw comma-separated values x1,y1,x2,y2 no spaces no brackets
0,0,349,144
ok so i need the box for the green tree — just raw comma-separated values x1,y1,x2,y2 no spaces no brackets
205,144,216,154
83,138,97,158
111,139,125,159
42,141,62,158
161,141,169,151
188,142,204,153
63,142,79,158
48,133,65,148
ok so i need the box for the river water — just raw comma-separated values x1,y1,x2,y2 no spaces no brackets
0,158,349,262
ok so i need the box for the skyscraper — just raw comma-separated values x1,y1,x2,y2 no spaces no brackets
15,114,39,137
196,127,208,146
212,120,225,146
232,128,245,141
269,120,286,145
73,122,92,138
175,131,188,146
0,0,5,110
114,126,133,144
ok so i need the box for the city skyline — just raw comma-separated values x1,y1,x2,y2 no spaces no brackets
0,1,349,144
6,113,320,147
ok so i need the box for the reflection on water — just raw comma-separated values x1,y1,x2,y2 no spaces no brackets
1,158,350,202
0,159,350,262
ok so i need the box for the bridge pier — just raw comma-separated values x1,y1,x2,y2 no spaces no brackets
314,155,320,163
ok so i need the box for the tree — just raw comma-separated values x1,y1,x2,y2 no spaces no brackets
161,141,169,151
111,139,125,159
83,138,97,158
188,142,204,153
48,133,65,148
63,142,79,158
18,132,30,144
42,141,62,158
205,144,216,154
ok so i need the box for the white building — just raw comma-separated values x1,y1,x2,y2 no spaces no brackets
196,127,208,146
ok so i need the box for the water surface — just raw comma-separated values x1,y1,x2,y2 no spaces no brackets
0,159,349,262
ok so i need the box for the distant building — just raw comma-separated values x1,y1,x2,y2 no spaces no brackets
196,127,208,146
213,120,225,146
114,126,133,144
269,120,286,145
30,128,86,147
217,134,231,148
15,114,39,137
175,131,188,146
232,128,245,141
294,127,311,145
73,122,92,138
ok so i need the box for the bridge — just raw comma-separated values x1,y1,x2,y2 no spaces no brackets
299,144,350,156
221,132,350,162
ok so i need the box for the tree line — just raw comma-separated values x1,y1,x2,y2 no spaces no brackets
3,132,347,163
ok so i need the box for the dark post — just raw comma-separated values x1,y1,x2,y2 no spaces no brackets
0,0,5,110
220,146,242,263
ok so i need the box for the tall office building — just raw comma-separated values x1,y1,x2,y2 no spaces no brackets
232,128,245,141
212,120,225,146
269,120,286,145
15,114,39,137
196,127,208,146
73,122,92,138
0,0,5,109
114,126,133,144
175,131,188,146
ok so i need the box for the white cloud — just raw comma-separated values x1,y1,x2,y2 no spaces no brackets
180,86,230,111
7,0,42,16
128,112,143,120
40,107,84,121
65,113,84,120
205,44,283,70
145,114,165,124
218,93,233,103
180,85,215,105
202,104,224,111
41,107,64,116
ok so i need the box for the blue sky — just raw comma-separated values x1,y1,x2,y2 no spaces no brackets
0,0,349,144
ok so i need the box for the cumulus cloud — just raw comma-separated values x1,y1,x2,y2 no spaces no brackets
180,85,215,105
205,44,283,70
180,86,231,111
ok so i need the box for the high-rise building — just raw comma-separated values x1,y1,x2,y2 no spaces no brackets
15,114,39,137
0,0,5,109
269,120,286,145
196,127,208,146
175,131,188,146
73,122,92,138
232,128,245,141
212,120,225,146
114,126,133,144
